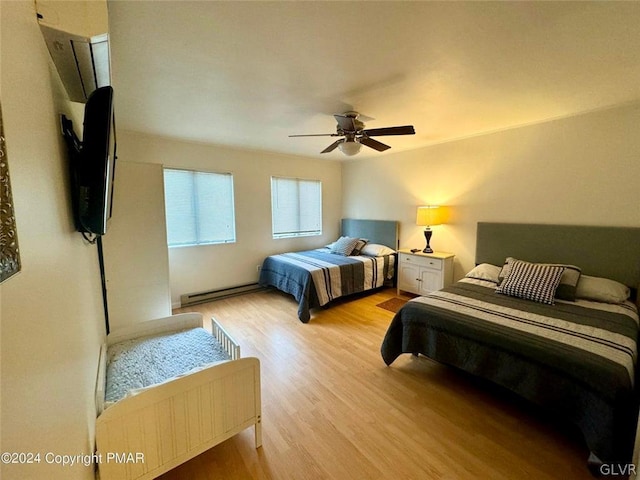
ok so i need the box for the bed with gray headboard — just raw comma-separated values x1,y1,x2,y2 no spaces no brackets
259,218,399,322
381,222,640,470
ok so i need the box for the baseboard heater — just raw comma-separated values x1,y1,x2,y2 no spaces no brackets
180,283,264,307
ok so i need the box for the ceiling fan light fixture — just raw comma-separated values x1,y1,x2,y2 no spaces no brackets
338,140,362,156
289,111,414,155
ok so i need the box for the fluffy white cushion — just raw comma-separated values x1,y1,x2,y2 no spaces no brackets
576,275,630,304
360,243,396,257
496,260,565,304
106,328,230,403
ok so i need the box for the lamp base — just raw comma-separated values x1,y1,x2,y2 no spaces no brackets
423,228,433,254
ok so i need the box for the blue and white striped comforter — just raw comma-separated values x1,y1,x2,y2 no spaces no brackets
259,248,395,322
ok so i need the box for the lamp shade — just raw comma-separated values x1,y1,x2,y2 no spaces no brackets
416,205,444,226
338,141,361,156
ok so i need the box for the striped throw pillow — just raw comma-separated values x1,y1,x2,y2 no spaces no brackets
330,236,360,256
498,257,581,301
351,239,368,256
496,260,565,304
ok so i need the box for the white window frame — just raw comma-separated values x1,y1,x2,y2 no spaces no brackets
163,168,236,247
271,176,322,239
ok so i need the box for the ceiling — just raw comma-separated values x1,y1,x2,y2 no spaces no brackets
108,1,640,160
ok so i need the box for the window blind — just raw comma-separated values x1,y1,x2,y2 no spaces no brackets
271,176,322,238
163,169,236,247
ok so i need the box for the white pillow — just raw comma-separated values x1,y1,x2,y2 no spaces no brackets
575,275,630,304
465,263,501,284
360,243,395,257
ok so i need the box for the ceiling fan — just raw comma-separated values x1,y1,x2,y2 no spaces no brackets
289,111,415,156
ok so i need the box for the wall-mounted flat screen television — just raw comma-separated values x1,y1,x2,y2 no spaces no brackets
61,86,116,236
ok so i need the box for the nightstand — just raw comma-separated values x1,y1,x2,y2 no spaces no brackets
397,249,455,296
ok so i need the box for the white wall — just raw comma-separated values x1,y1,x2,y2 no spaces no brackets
0,2,106,479
115,131,343,309
343,102,640,280
35,0,108,37
101,161,172,330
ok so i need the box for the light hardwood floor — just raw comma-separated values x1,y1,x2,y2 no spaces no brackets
160,288,593,480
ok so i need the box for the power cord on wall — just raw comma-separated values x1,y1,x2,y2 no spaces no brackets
96,236,110,335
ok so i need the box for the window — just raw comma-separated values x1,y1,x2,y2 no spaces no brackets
271,176,322,239
163,168,236,247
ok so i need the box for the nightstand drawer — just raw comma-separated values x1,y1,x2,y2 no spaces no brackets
399,253,443,270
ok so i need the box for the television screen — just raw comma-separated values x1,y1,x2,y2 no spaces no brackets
62,86,116,236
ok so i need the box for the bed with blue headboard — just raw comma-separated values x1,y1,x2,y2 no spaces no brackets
381,222,640,471
259,218,399,322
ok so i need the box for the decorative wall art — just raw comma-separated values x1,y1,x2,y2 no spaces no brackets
0,104,21,283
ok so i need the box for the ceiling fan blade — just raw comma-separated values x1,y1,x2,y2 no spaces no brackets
321,139,343,153
363,125,415,137
360,137,391,152
334,114,357,132
289,133,338,137
356,113,375,122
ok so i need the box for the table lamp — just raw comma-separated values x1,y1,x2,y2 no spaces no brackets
416,205,443,253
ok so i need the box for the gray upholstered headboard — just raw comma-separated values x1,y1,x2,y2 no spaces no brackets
476,222,640,288
341,219,399,250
